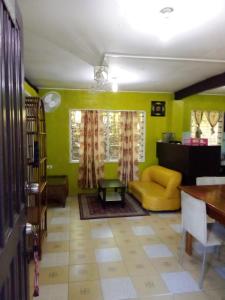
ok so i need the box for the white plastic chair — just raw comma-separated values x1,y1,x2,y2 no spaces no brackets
196,176,225,232
196,176,225,186
179,191,222,289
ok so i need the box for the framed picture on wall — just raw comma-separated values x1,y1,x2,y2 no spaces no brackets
151,101,165,116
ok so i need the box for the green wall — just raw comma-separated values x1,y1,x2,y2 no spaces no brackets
39,89,225,195
39,89,174,195
24,81,39,97
171,94,225,140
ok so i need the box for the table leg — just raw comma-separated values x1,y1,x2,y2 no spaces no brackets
121,187,125,207
98,186,101,201
185,232,193,256
102,188,106,208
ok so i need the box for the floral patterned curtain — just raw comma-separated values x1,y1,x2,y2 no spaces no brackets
118,111,139,185
194,110,203,138
78,110,104,188
205,111,221,134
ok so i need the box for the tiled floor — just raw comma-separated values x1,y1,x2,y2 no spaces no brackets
30,196,225,300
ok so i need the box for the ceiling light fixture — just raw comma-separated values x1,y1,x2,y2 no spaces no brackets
94,66,108,84
160,7,174,18
119,0,224,42
92,66,119,92
93,65,109,90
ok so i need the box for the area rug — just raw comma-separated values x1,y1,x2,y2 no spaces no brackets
78,193,149,220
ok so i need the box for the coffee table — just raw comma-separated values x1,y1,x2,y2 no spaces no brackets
98,179,126,208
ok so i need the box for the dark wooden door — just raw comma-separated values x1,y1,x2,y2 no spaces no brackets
0,1,28,299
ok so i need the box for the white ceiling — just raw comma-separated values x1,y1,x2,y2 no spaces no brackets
18,0,225,94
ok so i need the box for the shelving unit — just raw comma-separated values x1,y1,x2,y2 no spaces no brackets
25,97,47,258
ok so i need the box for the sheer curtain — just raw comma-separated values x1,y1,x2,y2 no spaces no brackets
118,111,139,185
78,110,104,188
206,111,221,134
194,110,203,138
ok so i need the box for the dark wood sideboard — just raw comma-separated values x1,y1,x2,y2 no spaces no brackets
47,175,68,207
156,142,221,185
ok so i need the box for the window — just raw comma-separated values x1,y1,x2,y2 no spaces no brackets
190,110,224,145
70,110,145,162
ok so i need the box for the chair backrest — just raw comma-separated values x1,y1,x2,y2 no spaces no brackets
196,176,225,186
181,191,207,245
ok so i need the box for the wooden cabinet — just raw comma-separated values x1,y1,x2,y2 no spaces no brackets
25,97,47,258
156,142,221,185
47,175,68,207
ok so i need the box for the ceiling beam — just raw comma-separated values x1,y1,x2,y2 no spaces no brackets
104,52,225,64
174,71,225,100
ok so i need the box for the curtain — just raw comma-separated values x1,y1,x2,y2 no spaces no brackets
206,111,221,134
194,110,203,138
118,111,139,185
78,110,104,188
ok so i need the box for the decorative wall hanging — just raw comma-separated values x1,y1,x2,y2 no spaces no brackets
151,101,165,116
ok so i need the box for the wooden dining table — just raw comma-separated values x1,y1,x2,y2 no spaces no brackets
180,184,225,255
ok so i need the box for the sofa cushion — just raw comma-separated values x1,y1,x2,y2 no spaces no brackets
129,181,165,198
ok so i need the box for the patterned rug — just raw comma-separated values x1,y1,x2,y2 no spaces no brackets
78,193,149,220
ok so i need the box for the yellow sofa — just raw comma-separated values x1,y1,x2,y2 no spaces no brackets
128,165,182,211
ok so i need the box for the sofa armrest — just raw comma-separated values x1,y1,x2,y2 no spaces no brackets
164,173,182,198
140,166,153,182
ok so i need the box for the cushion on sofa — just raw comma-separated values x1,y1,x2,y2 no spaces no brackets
129,181,165,200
